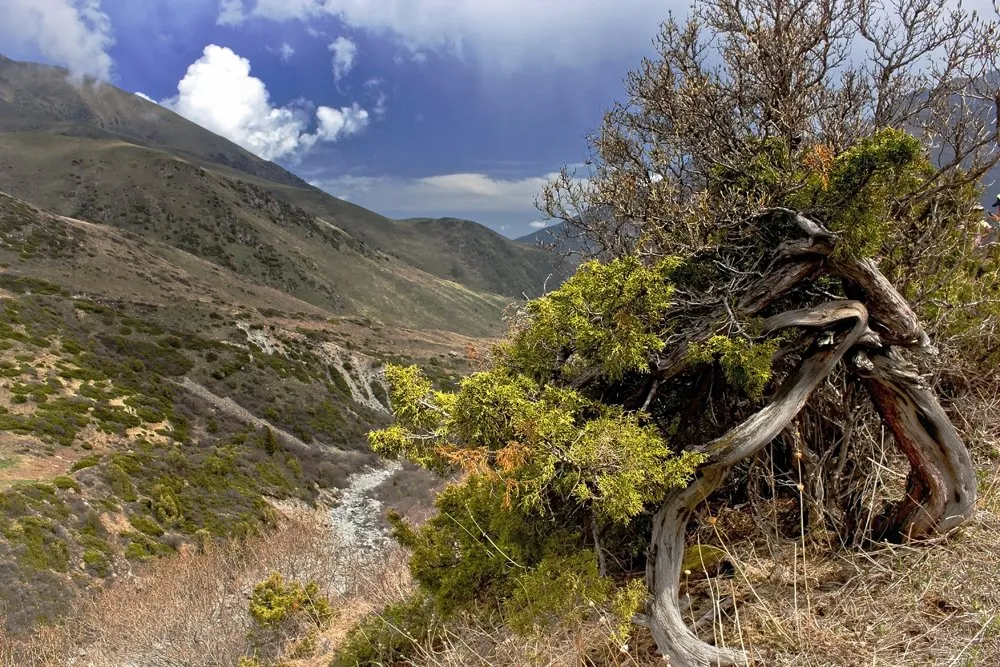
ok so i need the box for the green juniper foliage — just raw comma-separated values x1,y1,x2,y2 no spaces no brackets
353,257,705,659
246,572,333,663
688,333,781,399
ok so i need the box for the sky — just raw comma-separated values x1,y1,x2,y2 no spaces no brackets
0,0,684,238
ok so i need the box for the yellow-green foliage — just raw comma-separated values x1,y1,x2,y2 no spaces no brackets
246,573,333,665
248,572,333,629
149,483,182,526
52,475,79,492
129,514,164,537
610,579,649,642
357,255,716,661
712,128,930,260
502,256,679,381
387,477,580,614
810,128,927,258
681,543,729,578
331,594,436,666
372,366,702,523
688,333,780,398
360,256,707,655
6,516,70,572
504,550,610,635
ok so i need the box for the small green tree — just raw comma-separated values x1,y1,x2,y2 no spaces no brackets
262,427,280,456
245,572,333,663
365,257,704,653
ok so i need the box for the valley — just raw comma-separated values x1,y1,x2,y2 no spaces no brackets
0,46,550,653
0,56,555,644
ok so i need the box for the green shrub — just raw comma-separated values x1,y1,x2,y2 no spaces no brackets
503,551,609,635
70,455,101,472
249,572,332,628
82,548,111,577
262,427,280,456
247,572,334,661
61,339,83,355
52,476,79,492
150,484,182,526
130,514,164,537
92,404,142,433
124,540,153,561
124,395,169,423
331,594,435,666
9,517,71,572
104,463,137,502
328,366,351,395
123,532,172,561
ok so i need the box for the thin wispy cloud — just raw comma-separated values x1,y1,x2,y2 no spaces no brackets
267,42,296,62
328,37,357,82
310,170,576,215
217,0,675,70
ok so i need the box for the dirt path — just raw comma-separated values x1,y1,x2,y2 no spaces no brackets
176,377,339,453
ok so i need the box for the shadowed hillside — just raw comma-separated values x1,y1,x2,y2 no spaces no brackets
0,55,563,334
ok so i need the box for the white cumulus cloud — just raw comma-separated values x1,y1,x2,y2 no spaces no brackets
218,0,678,70
159,45,368,162
316,104,369,141
328,36,358,82
0,0,115,80
528,220,549,229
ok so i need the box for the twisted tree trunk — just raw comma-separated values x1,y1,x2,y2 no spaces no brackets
647,301,870,667
643,215,978,665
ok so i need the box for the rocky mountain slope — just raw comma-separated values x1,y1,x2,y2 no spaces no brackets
0,190,463,633
0,55,563,335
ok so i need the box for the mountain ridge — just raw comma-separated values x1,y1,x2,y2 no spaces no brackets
0,54,564,333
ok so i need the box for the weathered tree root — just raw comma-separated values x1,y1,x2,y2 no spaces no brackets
646,301,870,667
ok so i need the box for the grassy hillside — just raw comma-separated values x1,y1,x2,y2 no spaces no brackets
0,55,564,326
260,182,565,298
0,191,468,634
0,132,511,336
0,55,305,188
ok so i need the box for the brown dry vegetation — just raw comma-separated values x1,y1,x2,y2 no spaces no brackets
353,472,1000,666
1,463,997,667
0,509,412,667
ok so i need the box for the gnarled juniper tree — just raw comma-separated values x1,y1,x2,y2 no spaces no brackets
365,1,1000,665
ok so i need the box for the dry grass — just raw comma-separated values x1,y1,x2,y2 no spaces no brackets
3,486,999,667
389,485,1000,667
3,449,999,667
710,507,1000,665
4,480,998,667
0,506,413,667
